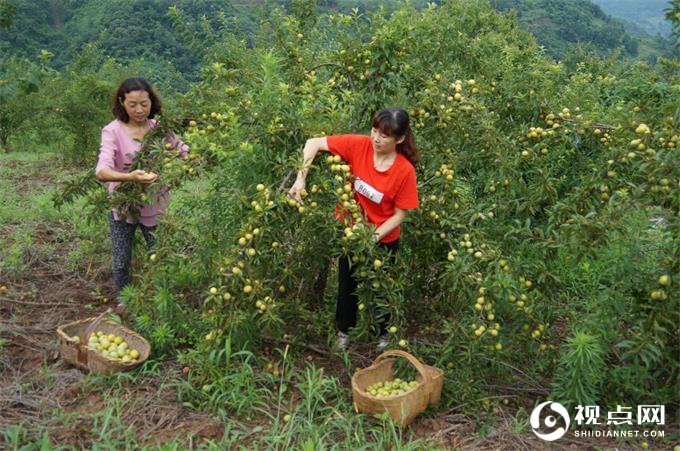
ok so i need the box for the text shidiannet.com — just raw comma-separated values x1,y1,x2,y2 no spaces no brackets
571,404,666,439
574,430,665,438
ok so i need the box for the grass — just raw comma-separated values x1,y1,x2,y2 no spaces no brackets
0,151,112,283
0,228,33,276
165,334,441,449
0,150,54,163
0,189,64,224
3,350,440,450
0,151,64,225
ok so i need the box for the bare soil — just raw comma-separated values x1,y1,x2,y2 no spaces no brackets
0,156,226,448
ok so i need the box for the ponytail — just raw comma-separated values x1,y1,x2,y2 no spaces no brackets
397,127,419,166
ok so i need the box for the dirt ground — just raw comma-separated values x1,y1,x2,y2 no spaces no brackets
0,155,228,448
0,219,227,448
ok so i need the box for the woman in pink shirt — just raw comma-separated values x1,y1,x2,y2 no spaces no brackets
95,77,187,312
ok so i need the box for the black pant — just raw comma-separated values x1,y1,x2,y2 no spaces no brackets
336,240,399,335
109,212,156,300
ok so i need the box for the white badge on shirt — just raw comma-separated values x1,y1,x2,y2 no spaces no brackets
354,178,384,204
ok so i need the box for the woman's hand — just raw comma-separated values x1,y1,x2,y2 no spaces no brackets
287,137,329,203
373,208,407,242
288,177,306,203
129,169,158,184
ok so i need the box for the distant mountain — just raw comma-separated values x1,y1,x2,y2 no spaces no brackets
1,0,678,78
489,0,679,61
590,0,672,37
490,0,640,57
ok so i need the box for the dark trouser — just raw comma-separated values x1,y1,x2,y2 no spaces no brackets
336,239,399,335
109,212,156,300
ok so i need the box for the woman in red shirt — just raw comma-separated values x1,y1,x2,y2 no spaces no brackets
289,108,419,351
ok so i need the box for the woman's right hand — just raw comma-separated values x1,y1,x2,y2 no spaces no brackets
288,177,306,203
287,137,329,203
129,169,158,184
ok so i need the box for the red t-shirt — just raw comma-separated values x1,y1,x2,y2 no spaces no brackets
326,134,419,243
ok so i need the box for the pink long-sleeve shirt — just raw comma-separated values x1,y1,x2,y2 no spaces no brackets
95,118,188,227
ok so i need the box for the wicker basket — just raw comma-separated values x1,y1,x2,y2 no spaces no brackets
351,350,444,427
57,315,150,375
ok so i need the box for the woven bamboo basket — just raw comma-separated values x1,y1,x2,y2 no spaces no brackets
57,314,150,375
351,350,444,427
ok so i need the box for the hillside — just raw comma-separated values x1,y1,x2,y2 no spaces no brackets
0,0,258,87
489,0,678,59
591,0,672,37
0,0,678,81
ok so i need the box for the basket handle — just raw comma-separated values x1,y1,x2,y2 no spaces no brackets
373,350,432,387
76,308,112,366
83,308,113,341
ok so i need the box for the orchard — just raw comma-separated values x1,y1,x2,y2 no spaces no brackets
58,0,677,434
